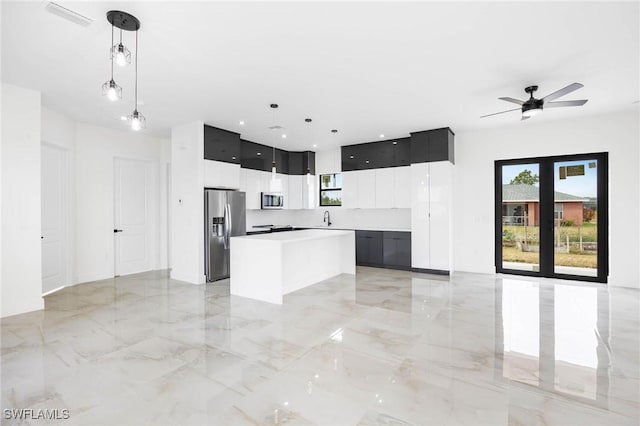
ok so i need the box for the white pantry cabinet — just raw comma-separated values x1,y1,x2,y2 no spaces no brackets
410,161,452,272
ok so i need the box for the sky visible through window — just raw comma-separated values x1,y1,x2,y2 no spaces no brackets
503,160,596,198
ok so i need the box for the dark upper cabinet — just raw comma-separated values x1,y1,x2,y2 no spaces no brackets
341,138,411,171
276,148,289,175
410,128,454,164
204,125,241,164
288,151,316,175
289,152,304,175
241,139,270,171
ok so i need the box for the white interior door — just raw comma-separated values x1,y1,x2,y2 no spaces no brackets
41,143,68,294
114,158,151,276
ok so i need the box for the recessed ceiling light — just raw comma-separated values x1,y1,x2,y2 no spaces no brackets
366,160,370,164
379,134,384,138
392,141,397,145
281,134,287,139
350,155,354,159
331,129,338,133
313,144,317,148
120,116,127,121
239,120,245,125
257,152,261,156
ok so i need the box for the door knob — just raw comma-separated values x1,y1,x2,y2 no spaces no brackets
114,229,123,233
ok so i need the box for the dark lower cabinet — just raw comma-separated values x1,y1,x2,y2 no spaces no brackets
356,231,383,265
356,230,411,270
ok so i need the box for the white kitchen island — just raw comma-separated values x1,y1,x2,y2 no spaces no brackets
230,229,355,304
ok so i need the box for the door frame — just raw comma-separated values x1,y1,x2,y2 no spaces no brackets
41,141,72,294
495,152,608,283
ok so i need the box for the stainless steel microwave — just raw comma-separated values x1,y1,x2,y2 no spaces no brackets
261,192,284,209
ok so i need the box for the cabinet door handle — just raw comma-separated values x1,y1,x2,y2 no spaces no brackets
114,229,123,233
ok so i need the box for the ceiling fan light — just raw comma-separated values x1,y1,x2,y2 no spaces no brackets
128,109,146,131
102,79,122,101
522,107,541,118
111,43,131,67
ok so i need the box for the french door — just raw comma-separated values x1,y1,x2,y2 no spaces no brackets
495,153,608,283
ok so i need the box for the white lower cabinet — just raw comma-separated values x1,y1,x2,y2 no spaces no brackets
203,160,240,189
411,161,452,272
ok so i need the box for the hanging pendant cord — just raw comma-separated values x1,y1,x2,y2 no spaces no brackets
110,25,114,79
134,29,138,111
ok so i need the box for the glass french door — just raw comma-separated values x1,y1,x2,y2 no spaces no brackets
495,153,608,283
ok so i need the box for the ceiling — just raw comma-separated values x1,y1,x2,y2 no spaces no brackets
2,1,638,151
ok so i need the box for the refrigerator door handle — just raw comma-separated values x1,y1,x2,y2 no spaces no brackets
222,204,229,249
227,203,232,244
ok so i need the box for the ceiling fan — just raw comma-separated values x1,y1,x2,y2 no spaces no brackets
481,83,588,121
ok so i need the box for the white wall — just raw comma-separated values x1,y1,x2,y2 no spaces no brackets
74,124,167,283
453,110,640,288
1,83,44,317
42,108,170,285
170,120,205,284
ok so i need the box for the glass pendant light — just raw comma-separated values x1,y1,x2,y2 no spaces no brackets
127,30,145,131
102,25,122,101
305,118,313,186
111,29,131,67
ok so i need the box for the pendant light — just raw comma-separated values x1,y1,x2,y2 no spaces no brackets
305,118,313,185
269,103,282,192
127,29,145,131
105,11,145,131
102,24,122,101
111,29,131,67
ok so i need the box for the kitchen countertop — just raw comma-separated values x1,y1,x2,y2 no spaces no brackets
247,225,411,233
236,229,354,243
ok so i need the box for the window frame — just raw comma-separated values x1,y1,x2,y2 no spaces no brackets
319,173,342,207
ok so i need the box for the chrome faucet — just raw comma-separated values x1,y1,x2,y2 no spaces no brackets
323,211,332,227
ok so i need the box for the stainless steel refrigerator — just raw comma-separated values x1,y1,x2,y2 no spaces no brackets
204,189,246,282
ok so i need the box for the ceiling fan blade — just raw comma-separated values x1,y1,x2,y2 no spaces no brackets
542,82,584,102
480,108,520,118
521,116,530,121
544,99,588,108
499,97,525,105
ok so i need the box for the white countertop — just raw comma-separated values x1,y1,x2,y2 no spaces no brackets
299,225,412,232
247,225,411,233
235,229,354,243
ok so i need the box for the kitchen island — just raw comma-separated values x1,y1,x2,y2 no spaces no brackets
230,229,355,304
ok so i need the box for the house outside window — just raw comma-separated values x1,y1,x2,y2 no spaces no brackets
554,203,564,219
320,173,342,206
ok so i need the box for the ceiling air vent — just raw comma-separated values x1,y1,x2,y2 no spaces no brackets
268,125,285,130
45,2,93,27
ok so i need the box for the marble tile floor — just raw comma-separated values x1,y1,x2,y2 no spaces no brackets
1,267,639,425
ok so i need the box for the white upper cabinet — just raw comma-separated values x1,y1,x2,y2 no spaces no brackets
374,168,394,208
288,175,303,210
341,171,358,208
357,169,376,208
243,168,262,210
203,160,240,189
393,166,411,208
